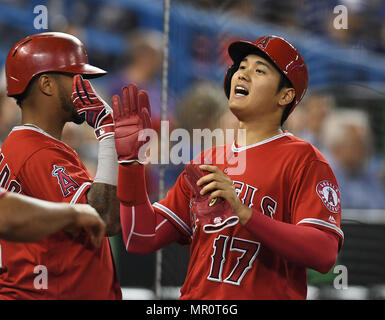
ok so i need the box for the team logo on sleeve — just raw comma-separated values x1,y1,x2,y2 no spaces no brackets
52,165,79,197
316,181,341,213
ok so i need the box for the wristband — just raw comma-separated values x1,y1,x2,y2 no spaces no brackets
93,136,118,186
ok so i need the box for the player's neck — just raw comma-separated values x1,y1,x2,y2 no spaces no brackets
21,111,64,140
20,95,68,140
237,121,283,147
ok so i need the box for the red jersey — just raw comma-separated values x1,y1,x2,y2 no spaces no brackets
0,125,121,299
153,132,343,300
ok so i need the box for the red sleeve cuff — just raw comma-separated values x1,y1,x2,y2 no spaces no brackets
117,164,148,205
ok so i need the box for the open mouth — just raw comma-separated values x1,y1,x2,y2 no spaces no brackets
234,85,249,96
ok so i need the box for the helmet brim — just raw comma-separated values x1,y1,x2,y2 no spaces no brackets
228,40,268,65
58,63,107,79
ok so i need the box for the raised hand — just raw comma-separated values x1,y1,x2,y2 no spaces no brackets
111,84,152,164
72,74,114,141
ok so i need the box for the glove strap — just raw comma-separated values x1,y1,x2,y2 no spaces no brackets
94,124,115,141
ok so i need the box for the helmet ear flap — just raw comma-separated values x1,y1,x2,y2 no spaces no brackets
223,64,238,99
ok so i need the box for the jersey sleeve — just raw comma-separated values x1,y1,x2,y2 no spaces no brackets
19,147,92,204
152,170,193,244
290,159,344,248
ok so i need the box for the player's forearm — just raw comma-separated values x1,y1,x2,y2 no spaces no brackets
240,206,339,273
0,192,76,242
118,163,180,252
120,202,174,254
85,134,120,236
118,163,152,252
117,163,148,205
87,183,121,236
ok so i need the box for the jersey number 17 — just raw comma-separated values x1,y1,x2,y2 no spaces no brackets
207,235,260,286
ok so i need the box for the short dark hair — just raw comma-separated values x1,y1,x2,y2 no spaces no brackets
276,73,294,126
12,72,70,108
13,74,39,108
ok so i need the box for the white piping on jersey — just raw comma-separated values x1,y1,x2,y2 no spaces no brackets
12,125,60,141
131,216,168,237
13,126,92,203
130,221,165,237
70,182,92,204
155,218,168,231
231,132,293,153
125,208,169,248
126,206,136,250
153,202,193,237
297,218,344,239
132,231,155,237
11,125,73,150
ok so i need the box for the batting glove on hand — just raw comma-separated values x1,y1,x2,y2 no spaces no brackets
111,84,152,164
184,164,239,233
72,74,115,141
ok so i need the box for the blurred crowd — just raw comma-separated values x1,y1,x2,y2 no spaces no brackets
0,0,385,213
181,0,385,54
285,92,385,210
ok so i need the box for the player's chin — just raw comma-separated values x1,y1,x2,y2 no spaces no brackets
228,102,245,120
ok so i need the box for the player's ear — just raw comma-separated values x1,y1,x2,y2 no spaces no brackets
37,73,55,96
278,87,295,107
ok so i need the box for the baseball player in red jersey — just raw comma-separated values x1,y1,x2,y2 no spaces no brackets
0,187,105,244
113,35,343,299
0,32,121,299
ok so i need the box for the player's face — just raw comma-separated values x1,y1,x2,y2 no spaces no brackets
228,54,282,122
55,74,84,125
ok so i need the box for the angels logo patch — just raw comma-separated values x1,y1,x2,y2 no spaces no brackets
316,181,341,213
52,165,79,197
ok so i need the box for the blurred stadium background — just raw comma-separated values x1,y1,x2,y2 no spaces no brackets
1,0,385,300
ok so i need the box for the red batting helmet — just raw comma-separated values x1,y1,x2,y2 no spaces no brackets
224,35,308,114
5,32,107,96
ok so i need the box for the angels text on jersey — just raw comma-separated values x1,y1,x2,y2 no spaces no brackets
0,152,22,193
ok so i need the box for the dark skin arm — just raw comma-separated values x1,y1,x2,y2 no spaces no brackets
87,183,121,236
0,192,105,246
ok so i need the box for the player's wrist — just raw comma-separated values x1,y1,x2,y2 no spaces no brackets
236,204,252,225
60,204,80,234
69,204,80,225
94,123,115,141
117,163,147,205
